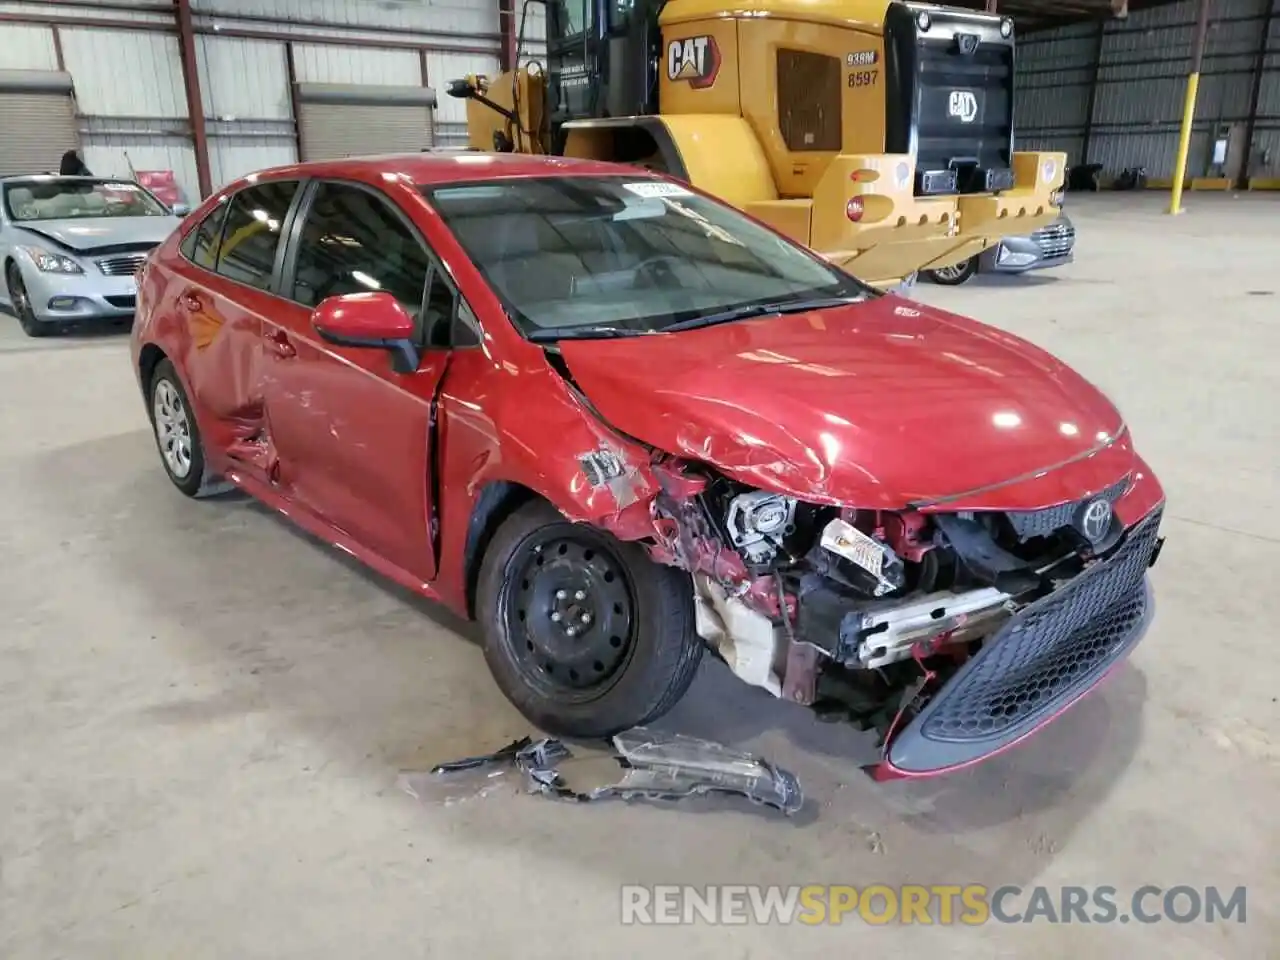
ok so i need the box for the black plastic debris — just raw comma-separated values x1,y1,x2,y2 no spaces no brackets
406,728,804,816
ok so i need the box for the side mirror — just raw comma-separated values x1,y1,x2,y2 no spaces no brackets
311,292,420,373
171,202,191,217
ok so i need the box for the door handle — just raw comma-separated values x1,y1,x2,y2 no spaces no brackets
264,329,296,359
180,292,201,312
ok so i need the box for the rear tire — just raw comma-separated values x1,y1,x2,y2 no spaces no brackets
924,256,978,286
477,500,702,738
147,359,234,498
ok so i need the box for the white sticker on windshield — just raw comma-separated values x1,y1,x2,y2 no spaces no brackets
621,181,692,198
106,183,141,191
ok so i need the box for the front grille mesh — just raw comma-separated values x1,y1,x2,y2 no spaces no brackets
1032,220,1075,259
920,507,1162,743
776,49,842,152
97,253,150,276
1005,473,1130,540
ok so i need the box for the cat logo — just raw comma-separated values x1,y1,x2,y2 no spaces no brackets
947,90,979,123
666,35,721,89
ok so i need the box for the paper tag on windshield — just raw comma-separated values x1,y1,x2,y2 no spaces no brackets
622,181,691,199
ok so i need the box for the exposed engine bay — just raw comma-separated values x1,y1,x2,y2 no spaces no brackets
641,458,1152,747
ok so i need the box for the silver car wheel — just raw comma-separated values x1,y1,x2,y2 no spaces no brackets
152,379,193,479
931,262,970,282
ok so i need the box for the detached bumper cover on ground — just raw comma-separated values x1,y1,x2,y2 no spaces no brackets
412,729,805,815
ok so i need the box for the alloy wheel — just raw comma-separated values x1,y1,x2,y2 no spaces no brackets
152,379,194,479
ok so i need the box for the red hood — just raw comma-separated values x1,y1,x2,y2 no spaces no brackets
558,295,1135,510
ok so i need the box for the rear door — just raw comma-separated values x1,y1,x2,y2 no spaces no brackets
258,178,454,581
164,179,301,468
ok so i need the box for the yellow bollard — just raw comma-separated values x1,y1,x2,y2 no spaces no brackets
1168,73,1200,215
1168,0,1211,215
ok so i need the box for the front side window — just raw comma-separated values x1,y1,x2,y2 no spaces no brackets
290,182,431,324
215,180,298,292
2,178,171,222
424,176,867,340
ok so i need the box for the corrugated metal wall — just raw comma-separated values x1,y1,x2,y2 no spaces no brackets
0,0,507,199
1018,0,1280,180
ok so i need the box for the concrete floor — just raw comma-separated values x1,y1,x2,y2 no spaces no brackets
1,192,1276,958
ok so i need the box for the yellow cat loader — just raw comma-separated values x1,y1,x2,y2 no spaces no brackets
448,0,1066,287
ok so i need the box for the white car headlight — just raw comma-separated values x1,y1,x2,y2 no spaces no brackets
20,246,84,274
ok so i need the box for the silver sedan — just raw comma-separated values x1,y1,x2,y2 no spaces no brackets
924,211,1077,286
0,175,186,337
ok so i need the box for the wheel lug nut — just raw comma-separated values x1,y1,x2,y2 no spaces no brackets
550,612,562,622
581,613,592,624
555,589,567,600
574,591,586,601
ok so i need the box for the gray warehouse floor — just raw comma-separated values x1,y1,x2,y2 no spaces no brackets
1,192,1276,957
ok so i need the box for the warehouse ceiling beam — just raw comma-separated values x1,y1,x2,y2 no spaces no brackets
1168,0,1212,215
175,0,213,199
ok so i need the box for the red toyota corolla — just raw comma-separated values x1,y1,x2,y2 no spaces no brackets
130,153,1165,779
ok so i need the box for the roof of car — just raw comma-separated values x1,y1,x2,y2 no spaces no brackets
236,152,641,190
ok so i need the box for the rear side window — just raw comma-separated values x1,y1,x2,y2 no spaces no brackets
214,180,298,291
180,198,230,271
289,181,430,314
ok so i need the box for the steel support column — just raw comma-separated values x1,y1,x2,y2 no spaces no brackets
1238,0,1277,189
286,41,305,162
498,0,517,71
985,0,997,12
176,0,212,198
1080,21,1105,165
1169,0,1212,214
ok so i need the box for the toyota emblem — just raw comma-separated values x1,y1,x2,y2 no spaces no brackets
1079,498,1112,544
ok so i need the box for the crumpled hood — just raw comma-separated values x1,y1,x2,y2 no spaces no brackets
15,216,179,253
558,295,1133,510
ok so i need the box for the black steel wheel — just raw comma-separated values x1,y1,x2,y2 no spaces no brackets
477,500,702,737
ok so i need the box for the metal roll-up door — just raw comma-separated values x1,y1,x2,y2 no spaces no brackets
0,70,79,177
294,83,437,161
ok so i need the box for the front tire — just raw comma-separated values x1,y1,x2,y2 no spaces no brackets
147,358,233,498
6,263,51,337
477,500,702,738
924,256,978,286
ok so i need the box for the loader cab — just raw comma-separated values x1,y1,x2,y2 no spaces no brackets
545,0,662,149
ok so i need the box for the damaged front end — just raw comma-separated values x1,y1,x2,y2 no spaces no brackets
639,460,1166,779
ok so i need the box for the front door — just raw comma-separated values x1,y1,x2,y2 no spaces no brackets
258,180,447,582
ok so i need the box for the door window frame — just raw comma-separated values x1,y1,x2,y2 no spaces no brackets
277,177,481,351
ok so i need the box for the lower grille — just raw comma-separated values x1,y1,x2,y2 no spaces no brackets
105,294,137,309
922,506,1162,743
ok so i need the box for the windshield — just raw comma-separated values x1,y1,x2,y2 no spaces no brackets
424,176,870,340
3,178,171,222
